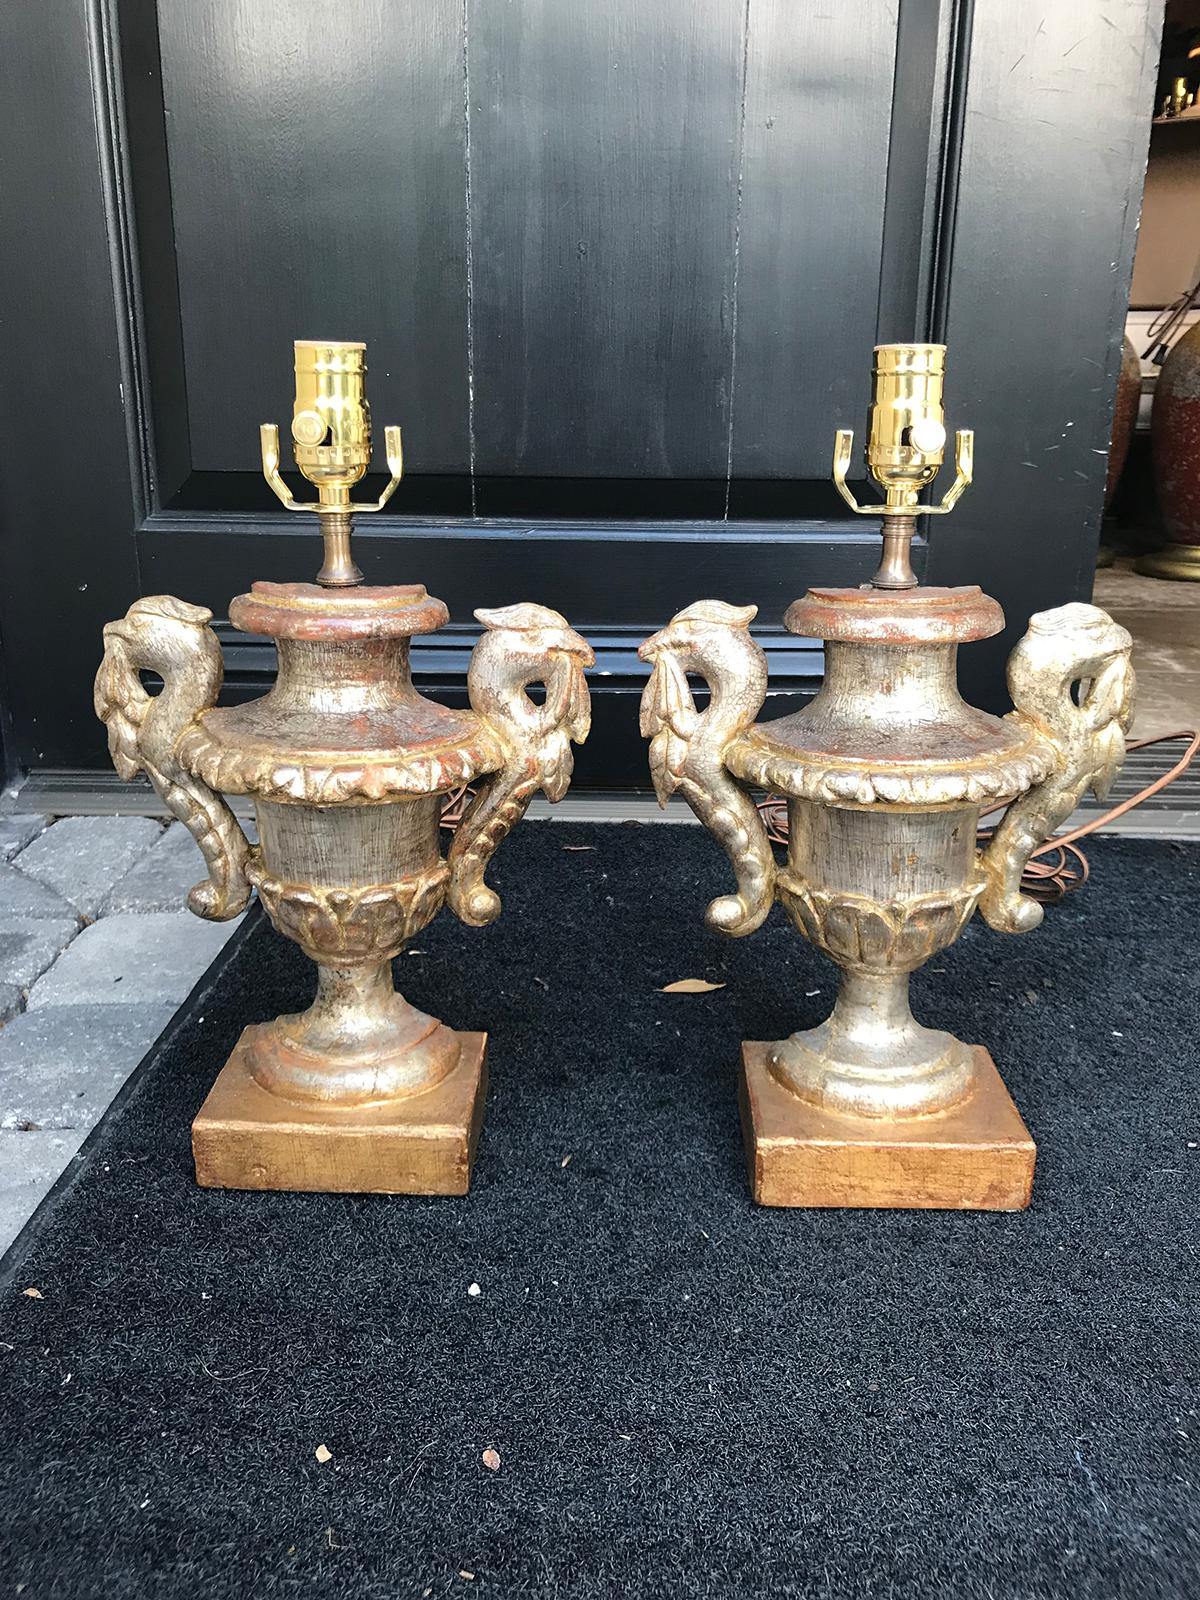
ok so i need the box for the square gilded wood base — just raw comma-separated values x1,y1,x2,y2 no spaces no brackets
192,1030,487,1196
739,1042,1035,1211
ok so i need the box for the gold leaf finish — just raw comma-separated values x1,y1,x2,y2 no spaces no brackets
644,344,1133,1209
179,720,502,806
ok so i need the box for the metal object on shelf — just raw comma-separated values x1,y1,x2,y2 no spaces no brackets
97,339,593,1196
1160,76,1194,118
640,342,1135,1211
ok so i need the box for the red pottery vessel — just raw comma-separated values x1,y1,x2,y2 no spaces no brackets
1105,334,1141,507
1140,321,1200,580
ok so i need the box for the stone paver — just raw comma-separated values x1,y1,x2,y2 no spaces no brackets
0,1004,176,1131
15,815,162,919
0,814,49,861
0,1127,89,1257
102,822,209,915
27,911,239,1009
0,810,243,1261
0,918,79,995
0,862,78,922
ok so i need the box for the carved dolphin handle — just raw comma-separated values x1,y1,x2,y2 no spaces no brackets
638,601,776,936
448,603,594,927
95,596,252,920
978,602,1134,934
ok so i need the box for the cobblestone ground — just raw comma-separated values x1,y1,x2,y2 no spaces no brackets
0,816,242,1253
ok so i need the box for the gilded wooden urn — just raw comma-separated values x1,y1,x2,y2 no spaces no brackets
641,344,1134,1211
96,341,592,1196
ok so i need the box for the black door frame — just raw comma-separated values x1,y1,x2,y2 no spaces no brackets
0,0,1161,787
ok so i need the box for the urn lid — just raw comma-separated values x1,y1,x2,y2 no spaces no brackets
229,581,450,641
784,585,1004,645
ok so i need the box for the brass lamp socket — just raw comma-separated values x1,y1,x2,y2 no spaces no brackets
291,340,372,505
259,338,404,588
866,343,948,498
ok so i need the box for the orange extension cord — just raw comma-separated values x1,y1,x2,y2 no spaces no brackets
759,730,1200,905
438,785,473,831
438,732,1200,909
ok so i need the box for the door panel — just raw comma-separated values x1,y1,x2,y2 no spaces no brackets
157,0,470,478
470,0,744,481
731,1,898,481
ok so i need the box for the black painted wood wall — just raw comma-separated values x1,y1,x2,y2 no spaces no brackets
0,0,1162,787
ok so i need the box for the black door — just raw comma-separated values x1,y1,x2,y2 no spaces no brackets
0,0,1161,787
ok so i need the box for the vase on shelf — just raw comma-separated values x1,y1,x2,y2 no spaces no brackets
1138,321,1200,580
1098,334,1141,568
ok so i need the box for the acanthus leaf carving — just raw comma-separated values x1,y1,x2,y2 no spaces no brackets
178,722,504,806
777,871,987,972
248,857,449,964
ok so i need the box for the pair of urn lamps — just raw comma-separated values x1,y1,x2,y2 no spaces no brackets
97,339,1134,1211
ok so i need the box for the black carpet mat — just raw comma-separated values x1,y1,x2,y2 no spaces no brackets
1,823,1198,1599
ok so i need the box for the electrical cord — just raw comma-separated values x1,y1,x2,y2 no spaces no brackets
757,729,1200,907
442,732,1199,906
439,784,473,829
